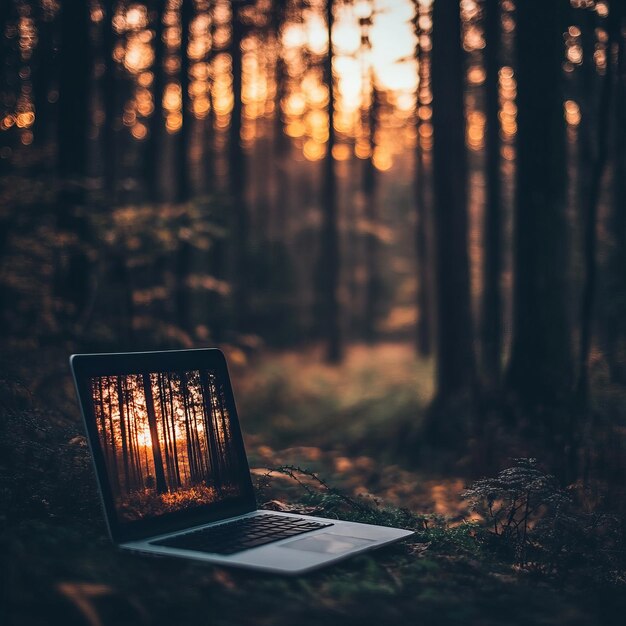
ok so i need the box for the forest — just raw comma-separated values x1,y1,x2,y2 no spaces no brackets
1,0,626,624
92,370,242,521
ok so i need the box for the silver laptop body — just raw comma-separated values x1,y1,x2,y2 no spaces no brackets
70,348,412,575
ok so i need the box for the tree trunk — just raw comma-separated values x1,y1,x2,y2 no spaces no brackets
32,1,53,159
363,79,380,344
116,376,131,492
606,8,626,384
101,0,117,197
57,0,90,185
144,0,165,202
506,0,573,408
414,2,433,357
175,0,193,203
481,0,502,388
230,0,249,332
318,0,342,362
142,373,168,493
577,2,622,400
430,0,474,399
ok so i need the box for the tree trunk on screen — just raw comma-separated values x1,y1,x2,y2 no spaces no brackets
175,0,193,203
481,0,502,388
142,373,168,494
199,370,222,490
145,0,165,202
116,376,131,491
157,373,175,487
506,1,573,408
429,0,475,399
106,378,121,494
318,0,342,363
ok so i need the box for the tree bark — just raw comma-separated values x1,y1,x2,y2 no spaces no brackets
430,0,475,399
506,0,573,408
144,0,165,202
142,373,168,493
414,3,433,357
318,0,342,362
175,0,193,203
481,0,502,388
230,0,249,332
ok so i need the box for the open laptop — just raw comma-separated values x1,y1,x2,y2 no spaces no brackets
70,348,413,575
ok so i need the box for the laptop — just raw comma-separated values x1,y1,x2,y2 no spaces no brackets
70,348,413,574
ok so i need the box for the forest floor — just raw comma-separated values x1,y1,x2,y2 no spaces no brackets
1,343,626,625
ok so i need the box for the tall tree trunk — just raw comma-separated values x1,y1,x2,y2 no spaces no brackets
271,0,290,241
142,373,168,493
481,0,502,388
57,0,90,186
175,0,193,202
506,0,573,408
32,1,53,160
430,0,474,399
414,2,433,357
101,0,118,197
606,8,626,384
203,4,216,195
144,0,165,202
55,0,92,333
577,2,622,400
230,0,249,332
363,80,379,344
318,0,342,362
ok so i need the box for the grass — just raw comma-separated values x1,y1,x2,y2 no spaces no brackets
232,343,433,455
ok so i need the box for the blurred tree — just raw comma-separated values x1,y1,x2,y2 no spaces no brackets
203,1,216,195
0,0,16,176
429,0,474,401
507,0,573,408
413,0,433,357
101,0,118,197
361,5,380,344
57,0,90,188
362,81,380,344
318,0,342,362
54,0,92,332
604,3,626,385
577,2,623,400
230,0,250,332
32,0,54,162
271,0,290,240
176,0,193,203
481,0,502,388
144,0,165,202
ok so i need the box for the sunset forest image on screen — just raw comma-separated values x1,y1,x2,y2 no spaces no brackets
90,370,244,521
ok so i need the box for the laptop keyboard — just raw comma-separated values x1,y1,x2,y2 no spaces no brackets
151,514,333,555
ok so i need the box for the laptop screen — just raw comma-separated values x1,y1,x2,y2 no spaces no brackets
88,368,248,523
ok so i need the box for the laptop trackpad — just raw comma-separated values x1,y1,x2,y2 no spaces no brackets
281,533,374,555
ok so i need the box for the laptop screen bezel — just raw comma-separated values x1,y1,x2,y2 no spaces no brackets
70,348,257,544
